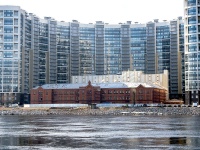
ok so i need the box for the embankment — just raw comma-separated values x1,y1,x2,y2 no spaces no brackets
0,107,200,116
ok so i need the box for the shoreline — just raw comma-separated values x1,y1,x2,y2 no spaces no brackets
0,107,200,116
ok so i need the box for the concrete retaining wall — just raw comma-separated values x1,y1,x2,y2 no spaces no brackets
24,104,133,108
96,104,133,107
24,104,88,108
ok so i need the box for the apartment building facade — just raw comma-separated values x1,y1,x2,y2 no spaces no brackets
0,5,184,104
71,70,169,98
184,0,200,104
0,6,24,105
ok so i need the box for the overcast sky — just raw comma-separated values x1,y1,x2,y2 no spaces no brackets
1,0,184,24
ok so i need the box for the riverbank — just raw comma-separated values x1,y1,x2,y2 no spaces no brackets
0,106,200,116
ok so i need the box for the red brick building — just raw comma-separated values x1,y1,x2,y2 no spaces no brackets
31,81,167,104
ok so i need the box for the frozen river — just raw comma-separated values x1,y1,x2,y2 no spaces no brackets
0,115,200,149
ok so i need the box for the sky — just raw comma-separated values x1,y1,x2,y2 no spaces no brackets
0,0,184,24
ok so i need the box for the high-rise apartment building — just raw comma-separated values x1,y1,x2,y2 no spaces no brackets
184,0,200,104
0,5,184,104
0,6,24,104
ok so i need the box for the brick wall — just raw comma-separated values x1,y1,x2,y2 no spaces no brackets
30,83,167,104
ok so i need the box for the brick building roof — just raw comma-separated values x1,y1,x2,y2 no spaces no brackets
33,82,166,90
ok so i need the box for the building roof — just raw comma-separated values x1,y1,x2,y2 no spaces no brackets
33,82,166,90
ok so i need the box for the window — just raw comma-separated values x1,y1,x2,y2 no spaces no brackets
0,19,3,25
4,10,13,17
157,75,159,81
14,19,18,25
4,26,13,33
188,25,196,34
188,34,197,43
188,44,197,52
0,27,3,33
4,52,13,58
14,11,18,17
4,35,13,42
3,60,12,67
14,43,18,49
188,0,196,6
188,16,196,24
87,90,91,94
4,18,13,25
13,51,18,58
0,11,3,17
14,27,18,33
14,35,18,42
4,43,13,50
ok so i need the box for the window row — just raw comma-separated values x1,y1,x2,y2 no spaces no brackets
0,85,18,92
0,51,18,58
104,90,130,94
0,26,18,33
0,35,18,42
0,18,18,25
0,10,18,17
0,43,18,50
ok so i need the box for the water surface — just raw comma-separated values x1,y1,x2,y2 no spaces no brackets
0,115,200,149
